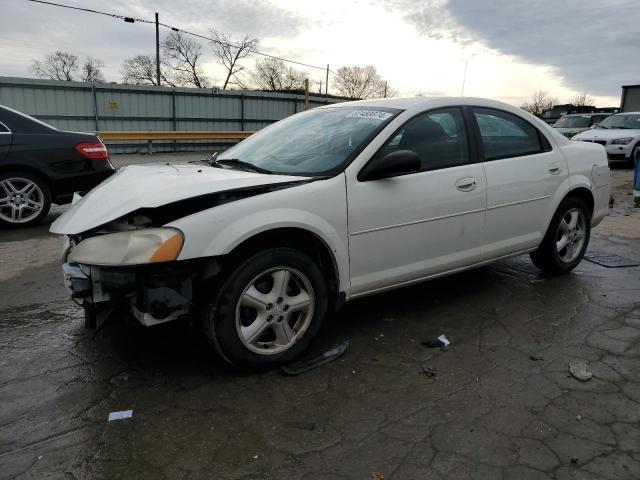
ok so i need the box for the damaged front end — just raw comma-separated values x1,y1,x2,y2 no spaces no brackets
62,215,218,330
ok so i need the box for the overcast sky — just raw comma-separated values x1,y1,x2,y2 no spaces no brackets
1,0,637,106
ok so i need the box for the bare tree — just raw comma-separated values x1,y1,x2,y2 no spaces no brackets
571,92,595,107
82,57,105,83
210,30,258,89
249,58,307,91
520,90,557,117
120,54,175,86
333,65,389,99
31,51,79,81
162,32,209,88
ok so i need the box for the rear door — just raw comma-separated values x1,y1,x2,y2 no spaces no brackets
471,107,568,259
0,122,11,161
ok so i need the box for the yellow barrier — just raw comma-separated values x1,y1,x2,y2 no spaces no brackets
99,131,255,154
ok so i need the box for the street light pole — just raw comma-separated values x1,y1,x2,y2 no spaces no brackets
155,12,161,86
461,59,468,96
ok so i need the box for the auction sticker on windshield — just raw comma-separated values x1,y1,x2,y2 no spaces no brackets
346,110,394,121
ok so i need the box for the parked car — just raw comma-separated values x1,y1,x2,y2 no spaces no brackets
553,113,611,138
0,105,115,227
540,104,595,125
51,97,610,368
572,112,640,164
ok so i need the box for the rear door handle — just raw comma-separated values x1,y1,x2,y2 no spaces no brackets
455,177,477,192
548,163,562,175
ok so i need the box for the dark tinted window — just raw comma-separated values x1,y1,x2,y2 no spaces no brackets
376,107,469,172
0,106,54,134
473,108,544,160
0,122,9,133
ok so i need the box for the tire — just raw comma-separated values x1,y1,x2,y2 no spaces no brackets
530,197,591,275
0,171,51,228
202,247,329,369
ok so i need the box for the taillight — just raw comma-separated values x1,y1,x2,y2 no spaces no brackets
75,142,108,159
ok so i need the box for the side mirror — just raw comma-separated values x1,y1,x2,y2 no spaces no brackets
359,150,421,181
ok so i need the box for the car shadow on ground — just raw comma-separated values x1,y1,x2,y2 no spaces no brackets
76,259,538,379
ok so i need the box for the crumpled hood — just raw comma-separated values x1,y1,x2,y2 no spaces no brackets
50,163,308,235
573,128,640,141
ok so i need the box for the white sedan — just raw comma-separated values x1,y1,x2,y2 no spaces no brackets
572,112,640,164
51,97,610,368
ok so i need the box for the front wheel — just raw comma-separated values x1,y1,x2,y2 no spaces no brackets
202,247,329,369
530,197,591,275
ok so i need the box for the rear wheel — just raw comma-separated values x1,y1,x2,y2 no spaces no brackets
530,197,591,275
202,247,329,369
0,172,51,228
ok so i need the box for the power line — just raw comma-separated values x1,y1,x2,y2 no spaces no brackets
25,0,335,75
25,0,152,24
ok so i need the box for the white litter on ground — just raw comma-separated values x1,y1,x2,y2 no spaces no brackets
437,334,450,347
108,410,133,421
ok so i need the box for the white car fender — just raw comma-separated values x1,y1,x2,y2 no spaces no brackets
167,175,351,294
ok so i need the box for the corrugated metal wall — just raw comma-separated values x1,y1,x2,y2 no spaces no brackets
0,77,345,153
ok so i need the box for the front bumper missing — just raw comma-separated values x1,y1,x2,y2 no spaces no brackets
62,260,195,330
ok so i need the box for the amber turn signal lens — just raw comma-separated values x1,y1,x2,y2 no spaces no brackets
149,233,184,263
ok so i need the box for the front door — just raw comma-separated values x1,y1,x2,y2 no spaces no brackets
346,107,487,296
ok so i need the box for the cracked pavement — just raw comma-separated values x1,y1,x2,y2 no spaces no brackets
1,160,639,479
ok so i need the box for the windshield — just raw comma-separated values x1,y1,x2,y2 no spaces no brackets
597,113,640,130
554,116,590,128
217,106,401,176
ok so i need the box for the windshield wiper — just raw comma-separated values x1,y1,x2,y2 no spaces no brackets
214,158,272,174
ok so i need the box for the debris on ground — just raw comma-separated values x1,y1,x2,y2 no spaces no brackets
584,252,640,268
576,414,582,420
281,341,349,375
529,355,544,362
421,334,450,351
284,422,316,431
571,458,579,464
569,361,593,382
108,410,133,421
370,473,384,480
420,366,437,378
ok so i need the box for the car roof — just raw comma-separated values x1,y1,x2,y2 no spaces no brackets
562,113,608,117
326,96,518,111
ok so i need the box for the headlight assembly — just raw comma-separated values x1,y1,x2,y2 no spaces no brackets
68,228,184,266
611,137,634,145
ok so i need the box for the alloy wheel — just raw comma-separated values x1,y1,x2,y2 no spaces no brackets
0,177,45,224
555,208,586,263
235,267,315,355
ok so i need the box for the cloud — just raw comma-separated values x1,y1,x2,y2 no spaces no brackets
0,0,307,82
382,0,640,98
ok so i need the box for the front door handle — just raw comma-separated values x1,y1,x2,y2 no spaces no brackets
548,163,562,175
455,177,477,192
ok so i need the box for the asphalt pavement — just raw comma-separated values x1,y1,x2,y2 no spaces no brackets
1,156,639,480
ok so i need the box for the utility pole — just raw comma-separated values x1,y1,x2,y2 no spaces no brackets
155,12,161,86
325,64,329,96
304,78,309,110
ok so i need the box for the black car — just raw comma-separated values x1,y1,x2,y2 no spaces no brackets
0,105,115,227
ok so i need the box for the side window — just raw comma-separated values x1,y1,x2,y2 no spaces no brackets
473,108,544,160
377,108,469,172
0,123,9,133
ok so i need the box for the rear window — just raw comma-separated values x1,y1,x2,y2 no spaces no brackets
473,107,545,160
0,106,55,134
